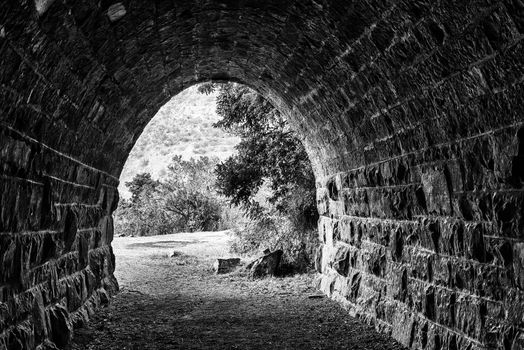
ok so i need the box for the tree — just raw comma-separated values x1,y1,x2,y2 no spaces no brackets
125,173,159,203
114,157,228,236
208,83,319,270
162,156,224,232
214,84,316,217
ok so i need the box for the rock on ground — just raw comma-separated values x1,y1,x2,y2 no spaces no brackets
249,249,283,278
213,258,241,274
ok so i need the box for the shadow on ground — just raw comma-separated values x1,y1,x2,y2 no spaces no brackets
70,232,405,350
72,289,405,350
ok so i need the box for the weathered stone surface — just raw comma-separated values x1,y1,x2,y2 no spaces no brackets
332,243,350,276
48,304,72,348
1,0,524,348
249,250,283,279
514,242,524,290
314,245,323,274
34,0,56,15
213,258,241,274
420,165,452,215
107,3,126,22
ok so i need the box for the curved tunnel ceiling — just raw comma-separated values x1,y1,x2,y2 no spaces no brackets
4,0,378,178
3,0,520,183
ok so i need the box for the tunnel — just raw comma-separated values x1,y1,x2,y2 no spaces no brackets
1,0,524,349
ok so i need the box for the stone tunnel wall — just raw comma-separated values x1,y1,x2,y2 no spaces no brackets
315,2,524,349
0,127,120,349
1,0,524,349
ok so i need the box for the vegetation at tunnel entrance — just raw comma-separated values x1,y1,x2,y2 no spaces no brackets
203,83,319,271
115,157,229,236
115,82,318,271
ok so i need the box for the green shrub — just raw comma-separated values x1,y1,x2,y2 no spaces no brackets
114,157,233,236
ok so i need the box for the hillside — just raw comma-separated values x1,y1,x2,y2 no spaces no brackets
119,85,240,198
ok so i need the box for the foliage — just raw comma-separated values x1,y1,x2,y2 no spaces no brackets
162,156,224,232
213,84,316,211
209,83,319,271
114,157,230,236
118,85,239,199
126,173,159,203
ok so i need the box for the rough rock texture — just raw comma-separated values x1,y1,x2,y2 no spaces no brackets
1,0,524,349
249,250,283,279
213,258,241,274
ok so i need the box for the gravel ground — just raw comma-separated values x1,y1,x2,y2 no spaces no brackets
70,231,405,350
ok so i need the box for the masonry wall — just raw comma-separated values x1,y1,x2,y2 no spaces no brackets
1,0,524,349
0,127,119,349
316,136,524,349
314,1,524,348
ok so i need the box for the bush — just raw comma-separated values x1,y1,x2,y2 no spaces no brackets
205,82,319,272
114,157,233,236
227,192,319,272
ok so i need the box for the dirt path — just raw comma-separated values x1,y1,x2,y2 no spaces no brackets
70,231,405,350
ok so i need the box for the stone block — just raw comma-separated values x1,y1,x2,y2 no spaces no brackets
454,295,484,340
504,289,524,328
355,274,385,318
407,279,426,315
338,216,353,244
410,250,433,282
411,319,430,350
366,244,386,278
514,242,524,290
0,235,21,285
386,262,407,301
438,218,462,256
343,189,370,217
420,165,452,215
474,264,507,300
213,258,241,274
464,223,487,263
107,3,127,22
390,309,415,348
450,260,475,291
493,191,524,238
435,287,455,328
319,272,338,297
314,245,323,273
389,226,404,262
332,242,350,276
485,237,512,267
98,216,113,246
419,218,440,253
346,270,362,302
316,187,329,215
430,254,450,287
249,250,282,278
483,300,505,347
48,304,72,348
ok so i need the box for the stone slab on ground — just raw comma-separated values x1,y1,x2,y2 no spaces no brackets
213,258,241,274
249,249,283,278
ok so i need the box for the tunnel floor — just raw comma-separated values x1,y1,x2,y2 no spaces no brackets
69,232,405,350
